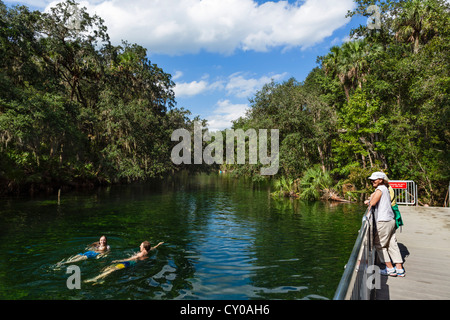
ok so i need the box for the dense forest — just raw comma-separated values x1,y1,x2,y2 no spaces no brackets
0,0,202,195
225,0,449,206
1,0,449,206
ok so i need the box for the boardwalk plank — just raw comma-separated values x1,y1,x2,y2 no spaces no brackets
375,206,450,300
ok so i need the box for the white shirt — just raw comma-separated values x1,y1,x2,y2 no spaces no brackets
374,185,394,222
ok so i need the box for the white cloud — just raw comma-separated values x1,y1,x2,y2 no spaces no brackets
172,71,184,81
207,100,249,131
174,71,288,99
43,0,355,55
201,71,289,130
173,80,210,97
226,72,288,98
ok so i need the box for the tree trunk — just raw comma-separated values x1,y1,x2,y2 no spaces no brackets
413,34,420,54
317,145,326,173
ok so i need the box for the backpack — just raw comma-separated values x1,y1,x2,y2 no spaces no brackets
389,186,404,231
392,204,404,231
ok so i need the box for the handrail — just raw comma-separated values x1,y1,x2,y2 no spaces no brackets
333,206,375,300
445,182,450,207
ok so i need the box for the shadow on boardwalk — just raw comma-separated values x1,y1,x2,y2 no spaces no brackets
376,242,410,300
375,206,450,300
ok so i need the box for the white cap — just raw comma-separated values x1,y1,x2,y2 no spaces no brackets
368,172,388,181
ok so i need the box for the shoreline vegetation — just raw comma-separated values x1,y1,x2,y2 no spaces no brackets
221,0,449,206
270,166,354,203
1,1,449,206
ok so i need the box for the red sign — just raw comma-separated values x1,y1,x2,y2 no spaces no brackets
390,182,407,189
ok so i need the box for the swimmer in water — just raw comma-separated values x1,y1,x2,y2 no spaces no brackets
85,240,164,283
61,235,110,264
112,241,164,263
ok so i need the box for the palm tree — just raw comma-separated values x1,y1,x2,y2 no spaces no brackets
299,165,333,201
341,39,370,90
394,0,439,54
322,45,352,102
321,39,377,102
322,46,341,78
322,45,350,101
272,176,299,198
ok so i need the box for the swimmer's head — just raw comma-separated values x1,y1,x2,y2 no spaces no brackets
91,235,108,250
99,235,108,246
141,241,151,253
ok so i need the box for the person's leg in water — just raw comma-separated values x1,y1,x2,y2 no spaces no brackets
84,265,118,283
85,261,135,283
56,253,88,267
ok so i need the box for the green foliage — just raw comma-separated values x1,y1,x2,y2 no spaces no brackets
230,0,449,205
272,176,299,198
299,165,333,201
230,73,336,179
0,0,195,194
1,0,448,205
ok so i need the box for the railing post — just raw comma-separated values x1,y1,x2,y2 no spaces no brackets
416,183,418,206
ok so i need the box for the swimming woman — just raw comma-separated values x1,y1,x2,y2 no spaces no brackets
85,240,164,283
62,235,111,264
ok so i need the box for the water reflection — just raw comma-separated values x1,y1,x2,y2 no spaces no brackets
0,173,364,299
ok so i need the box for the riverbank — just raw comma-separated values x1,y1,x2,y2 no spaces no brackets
0,176,106,197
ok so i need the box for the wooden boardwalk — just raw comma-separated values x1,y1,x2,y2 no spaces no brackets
375,206,450,300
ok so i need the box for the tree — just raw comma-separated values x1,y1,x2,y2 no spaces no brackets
264,0,449,205
229,75,336,179
394,0,442,54
320,38,383,102
39,0,109,104
0,0,193,194
333,0,450,204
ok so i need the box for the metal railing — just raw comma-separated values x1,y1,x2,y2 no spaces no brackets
333,207,376,300
445,182,450,207
389,180,417,206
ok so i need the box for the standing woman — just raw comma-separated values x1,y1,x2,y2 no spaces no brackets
365,172,405,277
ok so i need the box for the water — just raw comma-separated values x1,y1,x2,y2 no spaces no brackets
0,173,364,300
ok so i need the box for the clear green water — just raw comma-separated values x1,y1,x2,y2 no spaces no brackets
0,173,364,300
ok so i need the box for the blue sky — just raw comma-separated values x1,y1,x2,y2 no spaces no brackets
5,0,368,131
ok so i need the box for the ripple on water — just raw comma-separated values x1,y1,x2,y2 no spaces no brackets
0,175,364,300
